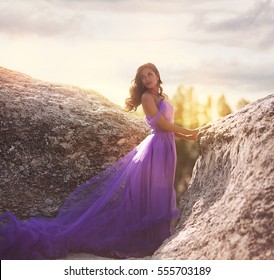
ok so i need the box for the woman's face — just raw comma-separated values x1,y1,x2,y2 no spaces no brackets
140,68,159,90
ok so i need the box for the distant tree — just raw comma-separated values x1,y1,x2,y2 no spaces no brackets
170,84,200,198
217,94,232,117
170,84,249,199
171,86,185,124
171,84,214,126
182,86,199,128
236,98,250,110
201,95,212,124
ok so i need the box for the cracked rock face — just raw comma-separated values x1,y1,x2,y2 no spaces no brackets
0,67,148,219
153,94,274,260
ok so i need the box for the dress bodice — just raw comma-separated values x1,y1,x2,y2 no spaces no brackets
145,99,174,131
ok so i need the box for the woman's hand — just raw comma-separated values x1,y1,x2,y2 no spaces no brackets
175,132,197,141
187,134,197,141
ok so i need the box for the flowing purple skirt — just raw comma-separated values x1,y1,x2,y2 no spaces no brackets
0,100,180,259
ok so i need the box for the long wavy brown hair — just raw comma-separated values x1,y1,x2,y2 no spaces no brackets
125,63,164,111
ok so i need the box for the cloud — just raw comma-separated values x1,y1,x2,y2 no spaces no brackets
205,0,274,32
2,0,269,46
51,0,215,14
0,0,194,40
0,0,84,37
0,0,272,103
1,0,184,39
190,0,274,50
167,60,274,95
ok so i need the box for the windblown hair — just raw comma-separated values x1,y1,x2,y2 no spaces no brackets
125,63,164,111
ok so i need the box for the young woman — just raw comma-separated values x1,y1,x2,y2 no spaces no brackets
0,63,198,259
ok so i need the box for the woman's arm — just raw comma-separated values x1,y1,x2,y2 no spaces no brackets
141,93,198,136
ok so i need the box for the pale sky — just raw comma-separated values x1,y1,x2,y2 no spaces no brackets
1,0,273,107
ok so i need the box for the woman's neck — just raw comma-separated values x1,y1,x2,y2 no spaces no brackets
148,86,159,96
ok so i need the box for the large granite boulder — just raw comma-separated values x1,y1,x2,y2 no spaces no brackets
0,67,149,219
153,94,274,260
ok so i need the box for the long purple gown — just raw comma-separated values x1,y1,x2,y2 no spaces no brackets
0,99,180,259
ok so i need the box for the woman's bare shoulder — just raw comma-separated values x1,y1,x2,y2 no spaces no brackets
141,92,159,116
141,92,154,102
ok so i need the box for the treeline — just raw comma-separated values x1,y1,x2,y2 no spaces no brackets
170,85,250,199
171,84,250,127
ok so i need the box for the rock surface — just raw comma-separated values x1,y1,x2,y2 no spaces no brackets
153,94,274,260
0,67,149,219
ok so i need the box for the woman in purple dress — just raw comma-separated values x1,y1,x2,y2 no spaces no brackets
0,63,198,259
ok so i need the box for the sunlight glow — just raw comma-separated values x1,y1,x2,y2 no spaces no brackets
0,0,272,111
